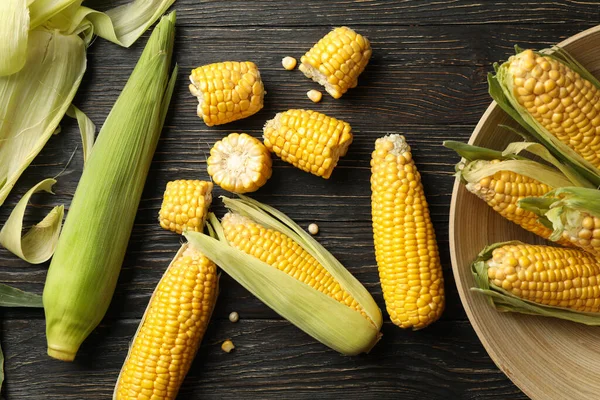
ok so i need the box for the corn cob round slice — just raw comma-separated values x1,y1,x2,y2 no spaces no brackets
114,244,218,400
371,134,444,329
299,27,372,99
207,133,272,193
507,49,600,168
159,180,213,234
221,212,368,318
486,243,600,312
189,61,264,126
263,109,353,179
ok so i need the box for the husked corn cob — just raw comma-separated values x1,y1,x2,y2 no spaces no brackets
221,212,366,317
371,134,444,329
114,244,218,400
486,243,600,312
507,49,600,168
159,180,213,234
299,27,372,99
207,133,272,193
263,109,353,179
189,61,264,126
465,160,571,245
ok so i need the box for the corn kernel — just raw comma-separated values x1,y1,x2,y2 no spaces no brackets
308,223,319,235
307,89,323,103
228,311,239,323
282,56,297,70
221,340,235,353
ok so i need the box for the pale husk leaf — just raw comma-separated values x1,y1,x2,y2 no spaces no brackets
0,178,63,264
0,0,30,76
66,105,95,164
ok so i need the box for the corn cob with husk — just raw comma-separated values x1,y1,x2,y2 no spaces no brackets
472,241,600,324
113,244,218,400
520,187,600,258
489,47,600,187
445,140,592,246
371,134,445,329
43,13,177,362
184,196,382,355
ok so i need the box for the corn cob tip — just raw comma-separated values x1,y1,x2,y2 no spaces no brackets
376,134,410,156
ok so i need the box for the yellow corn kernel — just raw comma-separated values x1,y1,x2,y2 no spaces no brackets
221,340,235,353
307,89,322,103
465,160,572,246
159,180,213,234
207,133,272,194
282,56,297,70
299,27,372,99
221,212,367,317
371,134,445,329
487,243,600,312
508,49,600,168
189,61,264,126
114,245,218,400
308,223,319,235
263,109,353,179
559,214,600,257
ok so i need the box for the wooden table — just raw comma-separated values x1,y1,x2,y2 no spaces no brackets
1,1,598,398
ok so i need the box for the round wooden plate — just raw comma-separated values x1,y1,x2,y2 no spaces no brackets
449,25,600,400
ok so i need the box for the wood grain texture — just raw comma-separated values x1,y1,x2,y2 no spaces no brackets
0,0,598,398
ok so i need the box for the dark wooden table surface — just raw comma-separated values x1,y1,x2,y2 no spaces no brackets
1,1,599,398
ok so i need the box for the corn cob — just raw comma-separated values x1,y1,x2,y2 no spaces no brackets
114,244,218,400
189,61,264,126
263,109,353,179
371,134,444,329
207,133,272,193
299,27,372,99
159,180,213,234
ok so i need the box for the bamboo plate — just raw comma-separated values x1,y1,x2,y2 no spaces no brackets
449,25,600,400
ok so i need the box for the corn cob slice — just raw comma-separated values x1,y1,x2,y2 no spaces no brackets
299,27,372,99
159,180,213,234
472,241,600,324
114,244,218,400
184,196,383,355
263,109,352,179
207,133,272,193
371,134,444,329
189,61,264,126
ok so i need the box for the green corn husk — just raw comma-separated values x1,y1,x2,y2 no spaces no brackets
472,241,600,325
488,46,600,187
184,196,383,356
43,12,177,362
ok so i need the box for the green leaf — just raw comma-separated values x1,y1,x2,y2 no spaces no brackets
0,179,64,264
0,0,30,76
66,105,95,164
0,284,43,308
443,141,507,162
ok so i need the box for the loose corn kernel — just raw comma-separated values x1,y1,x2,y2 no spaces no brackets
371,134,445,329
189,61,264,126
308,223,319,235
221,213,368,319
282,56,297,70
465,160,571,246
263,109,353,179
299,27,372,99
229,311,239,323
207,133,272,193
159,180,213,234
508,49,600,168
487,243,600,312
115,245,218,400
221,340,235,353
307,89,323,103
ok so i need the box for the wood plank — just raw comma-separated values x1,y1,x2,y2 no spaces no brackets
1,318,526,399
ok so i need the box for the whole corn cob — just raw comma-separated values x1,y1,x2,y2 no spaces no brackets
189,61,264,126
371,134,444,329
263,109,353,179
221,212,366,316
207,133,272,193
299,27,372,99
114,244,218,400
159,180,213,234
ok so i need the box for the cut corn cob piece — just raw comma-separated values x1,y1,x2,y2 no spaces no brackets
159,180,213,234
472,241,600,324
184,196,383,355
371,134,444,329
207,133,272,193
263,109,353,179
299,27,371,99
114,244,218,400
189,61,264,126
